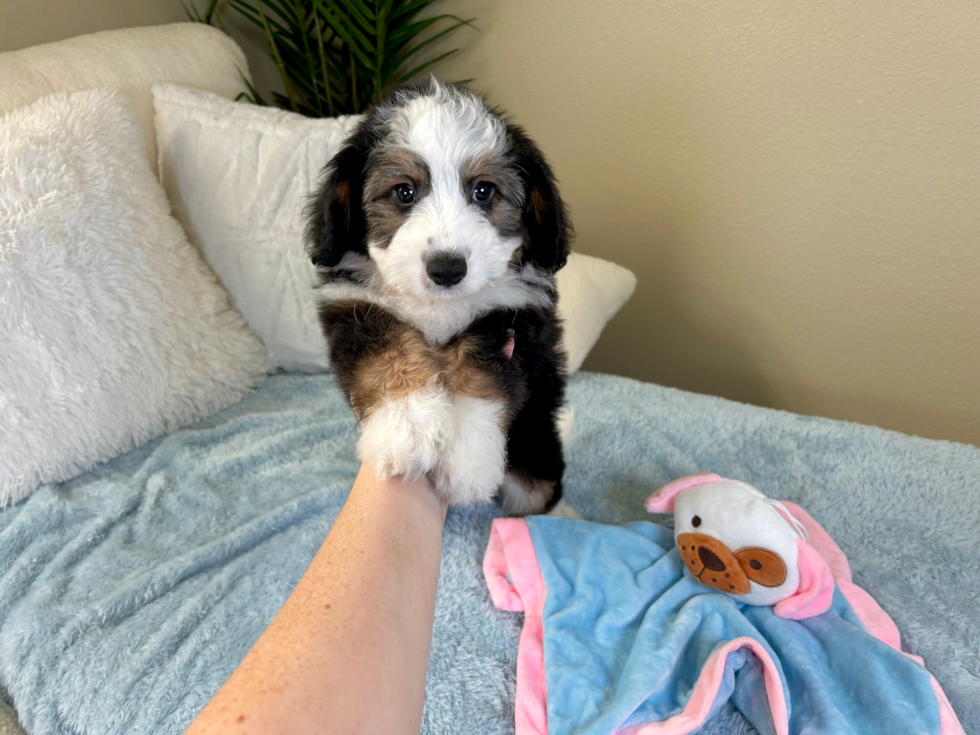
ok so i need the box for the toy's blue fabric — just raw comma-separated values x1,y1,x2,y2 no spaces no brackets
0,372,977,735
488,515,943,735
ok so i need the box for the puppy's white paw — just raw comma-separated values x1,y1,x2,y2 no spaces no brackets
433,396,508,505
500,470,557,516
358,383,454,481
547,498,581,519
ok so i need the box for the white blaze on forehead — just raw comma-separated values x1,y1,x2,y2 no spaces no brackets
386,82,508,179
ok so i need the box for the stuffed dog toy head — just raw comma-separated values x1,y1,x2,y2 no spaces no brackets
645,473,835,620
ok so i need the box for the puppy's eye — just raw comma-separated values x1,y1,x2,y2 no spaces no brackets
393,183,415,205
472,181,494,203
691,515,702,528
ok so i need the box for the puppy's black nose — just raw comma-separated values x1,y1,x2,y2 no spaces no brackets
426,254,467,287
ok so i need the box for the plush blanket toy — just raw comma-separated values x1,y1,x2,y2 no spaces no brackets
484,474,965,735
644,473,834,619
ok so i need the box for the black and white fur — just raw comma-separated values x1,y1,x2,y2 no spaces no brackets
307,78,570,514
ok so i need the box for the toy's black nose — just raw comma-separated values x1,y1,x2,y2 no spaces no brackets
426,254,467,287
698,546,727,572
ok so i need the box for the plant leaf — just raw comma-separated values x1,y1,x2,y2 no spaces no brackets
388,0,433,24
236,67,269,105
258,0,302,24
255,0,299,111
229,0,293,37
226,0,477,117
386,15,445,45
397,48,458,83
313,0,376,69
312,4,336,116
325,0,376,37
386,18,473,76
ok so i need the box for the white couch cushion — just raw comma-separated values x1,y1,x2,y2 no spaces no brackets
0,89,270,506
153,84,635,373
0,23,249,175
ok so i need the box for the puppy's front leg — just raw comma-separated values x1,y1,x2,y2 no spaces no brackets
431,394,508,505
320,300,453,482
357,380,454,482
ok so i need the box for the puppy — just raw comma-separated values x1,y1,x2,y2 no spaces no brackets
306,78,570,514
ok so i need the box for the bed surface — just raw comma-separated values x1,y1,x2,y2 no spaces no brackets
0,372,976,734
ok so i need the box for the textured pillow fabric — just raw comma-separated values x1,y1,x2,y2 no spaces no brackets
154,85,636,373
154,84,359,372
0,24,249,175
0,89,270,506
556,253,637,373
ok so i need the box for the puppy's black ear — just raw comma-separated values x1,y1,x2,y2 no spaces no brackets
306,123,376,268
509,124,572,274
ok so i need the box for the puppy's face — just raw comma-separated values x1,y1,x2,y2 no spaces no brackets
308,79,570,308
361,97,526,300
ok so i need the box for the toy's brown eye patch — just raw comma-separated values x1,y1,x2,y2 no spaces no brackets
734,547,787,587
691,515,702,528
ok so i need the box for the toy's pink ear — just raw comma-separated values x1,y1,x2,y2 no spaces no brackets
773,539,834,620
645,473,723,513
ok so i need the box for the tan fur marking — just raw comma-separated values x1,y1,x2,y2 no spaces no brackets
446,337,501,402
462,153,525,206
362,149,433,250
363,148,431,202
462,152,524,238
333,179,350,206
529,187,549,225
351,326,507,420
352,326,437,418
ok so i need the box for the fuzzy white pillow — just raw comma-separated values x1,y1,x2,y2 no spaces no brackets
153,85,635,373
0,90,271,506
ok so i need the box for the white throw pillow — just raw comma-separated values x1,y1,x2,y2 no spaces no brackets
556,253,636,373
153,85,635,373
0,90,270,506
154,84,359,372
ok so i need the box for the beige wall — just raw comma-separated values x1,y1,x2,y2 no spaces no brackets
433,0,979,446
0,0,184,51
3,1,978,446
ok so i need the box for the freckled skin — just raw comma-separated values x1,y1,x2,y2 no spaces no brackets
184,465,447,734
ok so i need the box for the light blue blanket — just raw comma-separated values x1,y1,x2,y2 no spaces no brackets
491,515,942,734
0,373,977,734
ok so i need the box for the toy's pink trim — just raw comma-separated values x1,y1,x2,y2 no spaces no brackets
782,503,851,582
483,519,549,735
835,576,902,649
783,503,964,735
645,473,722,513
483,521,524,612
772,538,834,620
615,636,788,735
928,675,968,735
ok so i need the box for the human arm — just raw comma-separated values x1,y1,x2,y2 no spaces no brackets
185,462,447,735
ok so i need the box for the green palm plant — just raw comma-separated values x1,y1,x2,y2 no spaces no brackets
188,0,474,117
